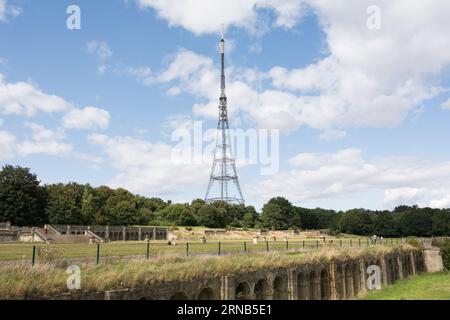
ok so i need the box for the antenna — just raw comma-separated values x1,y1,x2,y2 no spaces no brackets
205,28,245,206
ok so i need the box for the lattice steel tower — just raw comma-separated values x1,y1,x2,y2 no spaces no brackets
205,29,245,205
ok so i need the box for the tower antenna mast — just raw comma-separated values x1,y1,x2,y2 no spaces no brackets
205,26,245,205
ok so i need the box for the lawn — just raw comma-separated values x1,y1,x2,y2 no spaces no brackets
361,272,450,300
0,238,402,262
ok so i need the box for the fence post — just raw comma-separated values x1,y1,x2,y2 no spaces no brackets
186,242,189,257
266,241,269,252
31,245,36,266
303,240,305,249
244,241,247,253
218,242,221,256
146,241,150,260
286,240,289,251
316,240,319,249
367,238,369,246
340,239,342,247
359,238,361,247
96,243,100,265
350,239,353,247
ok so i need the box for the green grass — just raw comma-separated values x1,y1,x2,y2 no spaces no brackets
0,238,401,262
361,272,450,300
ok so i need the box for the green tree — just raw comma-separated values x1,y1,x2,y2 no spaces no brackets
373,211,399,237
156,204,197,226
241,206,258,228
46,183,86,225
80,185,114,225
338,209,374,235
0,165,47,226
104,188,139,226
431,210,450,236
198,205,226,228
396,207,433,236
260,197,299,230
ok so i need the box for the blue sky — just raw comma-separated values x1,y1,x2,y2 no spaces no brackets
1,0,450,211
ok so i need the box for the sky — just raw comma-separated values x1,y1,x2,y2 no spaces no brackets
1,0,450,211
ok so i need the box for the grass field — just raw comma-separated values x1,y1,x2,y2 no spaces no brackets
0,238,402,262
361,272,450,300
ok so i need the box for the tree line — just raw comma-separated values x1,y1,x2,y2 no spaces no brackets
1,165,449,237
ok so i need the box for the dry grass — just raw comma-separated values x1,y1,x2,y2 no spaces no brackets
0,245,415,300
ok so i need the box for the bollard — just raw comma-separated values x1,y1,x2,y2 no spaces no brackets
146,241,150,260
32,245,36,266
96,243,100,265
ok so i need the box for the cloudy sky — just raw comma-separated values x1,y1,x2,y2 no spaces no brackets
1,0,450,210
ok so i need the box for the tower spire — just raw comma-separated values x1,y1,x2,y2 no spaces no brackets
205,28,245,206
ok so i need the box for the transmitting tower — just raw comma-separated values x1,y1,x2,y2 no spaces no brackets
205,28,245,205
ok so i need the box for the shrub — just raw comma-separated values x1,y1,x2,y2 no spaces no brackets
36,245,63,264
404,236,422,248
435,238,450,270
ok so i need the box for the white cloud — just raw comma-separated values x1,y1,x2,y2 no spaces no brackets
153,1,450,137
87,41,113,60
17,123,73,157
0,0,22,22
136,0,305,35
0,130,16,160
62,106,110,130
383,188,424,209
88,133,210,196
0,74,73,116
122,66,153,85
441,98,450,110
320,129,346,141
247,148,450,209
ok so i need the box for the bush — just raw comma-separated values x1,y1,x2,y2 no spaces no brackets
435,238,450,270
36,245,63,264
185,227,193,232
405,236,422,248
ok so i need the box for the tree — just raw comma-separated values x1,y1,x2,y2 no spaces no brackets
156,204,198,226
396,207,432,236
373,211,399,237
46,183,86,225
104,188,140,226
241,206,258,228
80,185,114,225
432,210,450,236
338,209,374,235
260,197,299,230
0,165,47,226
197,205,226,228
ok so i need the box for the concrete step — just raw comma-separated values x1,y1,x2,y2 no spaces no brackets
36,228,93,244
